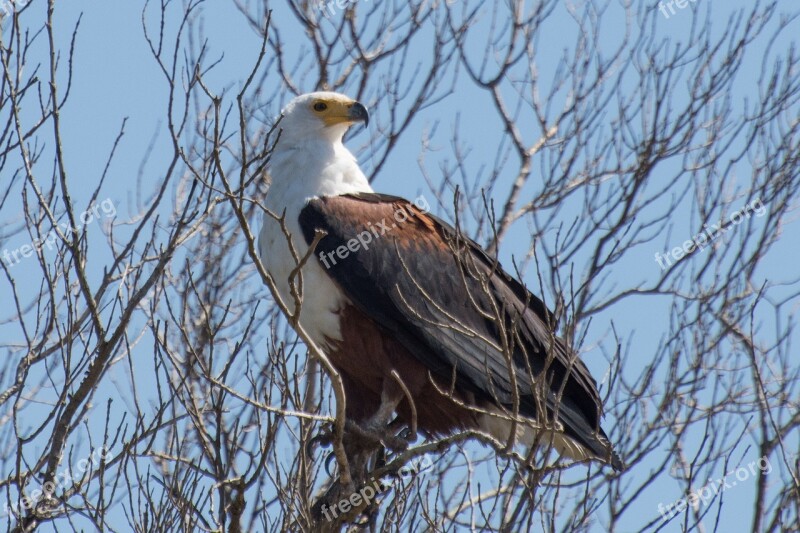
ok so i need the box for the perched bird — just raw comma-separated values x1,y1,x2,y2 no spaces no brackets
259,91,621,470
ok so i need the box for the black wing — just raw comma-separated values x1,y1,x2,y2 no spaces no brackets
299,192,619,468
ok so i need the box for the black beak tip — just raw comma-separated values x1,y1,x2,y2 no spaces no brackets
351,102,369,127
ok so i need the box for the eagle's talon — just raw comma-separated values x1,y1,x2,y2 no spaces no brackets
344,419,409,453
307,420,406,468
398,426,416,443
306,423,337,457
324,450,339,477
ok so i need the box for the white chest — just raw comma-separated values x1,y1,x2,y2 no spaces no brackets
258,140,373,346
258,200,347,347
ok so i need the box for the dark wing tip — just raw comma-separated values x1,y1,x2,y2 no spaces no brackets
609,450,624,472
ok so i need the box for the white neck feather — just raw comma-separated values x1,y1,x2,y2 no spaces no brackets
267,137,373,210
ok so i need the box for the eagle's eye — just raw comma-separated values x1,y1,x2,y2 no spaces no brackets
313,102,328,112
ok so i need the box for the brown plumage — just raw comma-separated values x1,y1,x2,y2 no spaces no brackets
299,193,622,470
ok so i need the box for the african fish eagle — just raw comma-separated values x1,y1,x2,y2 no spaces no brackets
259,91,621,470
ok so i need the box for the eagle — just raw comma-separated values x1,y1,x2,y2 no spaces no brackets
259,91,621,471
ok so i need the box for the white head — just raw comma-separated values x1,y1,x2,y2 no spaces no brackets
267,92,373,198
276,91,369,147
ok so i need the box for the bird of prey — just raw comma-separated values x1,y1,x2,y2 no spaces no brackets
259,91,621,470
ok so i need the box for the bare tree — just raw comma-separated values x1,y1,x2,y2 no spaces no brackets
1,0,798,531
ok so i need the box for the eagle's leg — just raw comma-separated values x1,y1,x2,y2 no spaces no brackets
306,376,411,457
345,378,409,453
309,378,412,528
